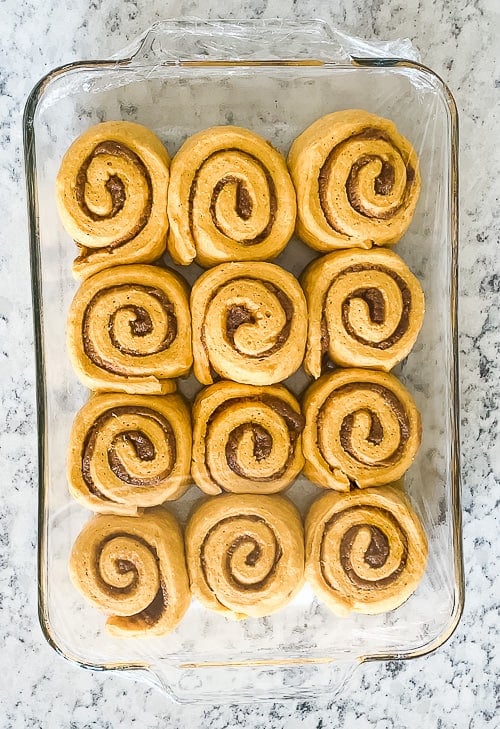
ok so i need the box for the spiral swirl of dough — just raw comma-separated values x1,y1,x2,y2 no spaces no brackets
69,508,190,636
167,126,296,267
191,262,307,386
186,494,304,618
67,393,191,514
302,369,421,491
305,487,428,614
288,110,421,251
302,247,425,376
67,264,192,394
191,381,304,495
56,121,170,279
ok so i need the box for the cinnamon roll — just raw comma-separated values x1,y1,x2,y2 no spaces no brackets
68,393,191,514
67,264,192,393
191,381,304,495
302,369,421,490
305,486,428,614
288,110,421,251
302,247,425,375
191,262,307,385
56,121,170,279
186,494,304,619
69,508,190,636
167,126,296,267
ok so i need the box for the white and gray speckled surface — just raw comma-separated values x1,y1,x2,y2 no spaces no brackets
1,1,498,727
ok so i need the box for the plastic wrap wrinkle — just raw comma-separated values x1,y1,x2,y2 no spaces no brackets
122,20,421,64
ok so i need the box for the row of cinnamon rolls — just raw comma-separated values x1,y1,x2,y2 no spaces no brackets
67,251,424,394
56,112,421,279
69,372,421,514
70,487,427,637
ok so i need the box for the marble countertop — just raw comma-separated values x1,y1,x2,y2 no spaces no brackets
1,0,498,727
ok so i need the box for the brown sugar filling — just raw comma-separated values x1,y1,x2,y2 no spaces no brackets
75,140,152,248
189,148,278,246
81,405,176,499
82,285,177,375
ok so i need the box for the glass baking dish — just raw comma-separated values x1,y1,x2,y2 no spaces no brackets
24,19,463,703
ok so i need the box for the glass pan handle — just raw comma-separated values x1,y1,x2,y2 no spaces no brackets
146,658,359,703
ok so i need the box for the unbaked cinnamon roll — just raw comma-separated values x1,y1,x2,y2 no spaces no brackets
191,381,304,495
69,508,190,636
186,494,304,618
167,125,296,267
67,264,191,394
288,110,421,251
191,262,307,385
68,393,191,514
305,486,428,614
302,247,425,375
302,369,421,490
56,121,170,279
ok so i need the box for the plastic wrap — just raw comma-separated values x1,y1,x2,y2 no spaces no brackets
24,19,462,703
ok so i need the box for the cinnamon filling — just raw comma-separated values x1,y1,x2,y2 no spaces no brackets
340,411,384,450
319,264,411,367
318,127,416,231
341,525,391,573
226,424,273,472
346,155,399,218
82,406,176,497
262,395,305,433
210,175,254,221
222,280,294,357
116,558,135,573
320,318,330,355
97,532,167,626
132,583,167,626
235,182,253,220
190,148,277,246
346,286,386,323
82,285,177,374
225,304,255,340
75,140,152,248
321,508,408,590
207,395,304,485
200,515,282,592
227,535,262,566
319,383,410,468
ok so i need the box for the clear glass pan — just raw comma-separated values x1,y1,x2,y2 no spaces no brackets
24,19,463,703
